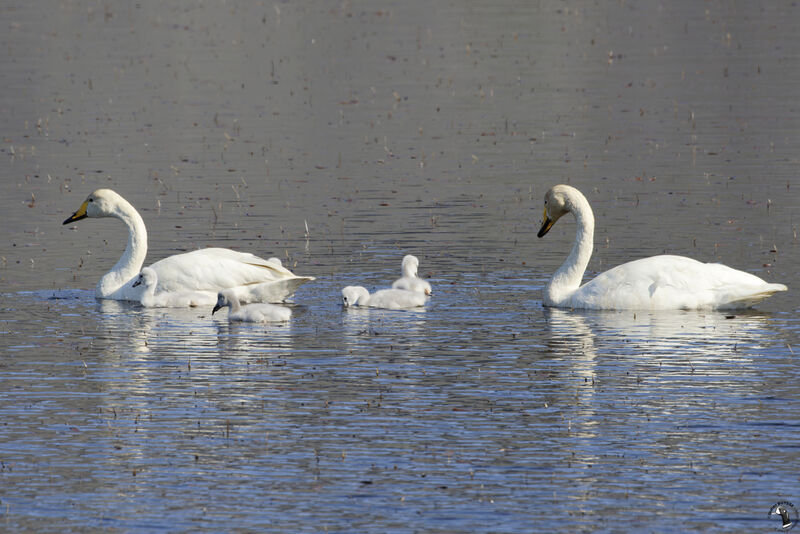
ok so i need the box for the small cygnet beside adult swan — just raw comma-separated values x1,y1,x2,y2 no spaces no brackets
537,184,787,310
63,189,314,304
212,289,291,322
391,255,432,295
133,267,217,308
341,286,427,310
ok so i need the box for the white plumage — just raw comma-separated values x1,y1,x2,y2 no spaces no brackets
63,189,314,303
341,285,428,310
212,288,291,322
133,267,217,308
537,184,787,310
391,254,432,295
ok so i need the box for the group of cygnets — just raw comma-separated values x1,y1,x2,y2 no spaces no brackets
62,189,432,323
63,186,787,323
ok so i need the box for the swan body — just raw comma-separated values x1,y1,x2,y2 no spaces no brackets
212,289,291,322
63,189,314,303
341,285,427,309
391,255,432,295
133,267,216,308
537,184,787,310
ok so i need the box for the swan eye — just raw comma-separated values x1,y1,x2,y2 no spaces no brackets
88,198,94,202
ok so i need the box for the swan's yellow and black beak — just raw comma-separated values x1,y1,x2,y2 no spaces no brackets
537,208,555,238
212,304,222,315
63,200,89,225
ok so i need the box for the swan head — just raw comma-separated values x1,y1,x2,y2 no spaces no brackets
132,266,157,290
63,189,128,224
537,184,575,238
212,289,236,314
341,286,369,307
401,255,419,277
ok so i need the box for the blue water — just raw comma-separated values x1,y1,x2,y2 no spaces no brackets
2,1,799,531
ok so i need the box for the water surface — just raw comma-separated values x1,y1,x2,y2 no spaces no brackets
2,1,799,531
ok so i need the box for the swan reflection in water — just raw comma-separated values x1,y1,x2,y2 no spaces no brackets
544,307,774,363
341,304,427,356
95,299,295,361
541,307,779,469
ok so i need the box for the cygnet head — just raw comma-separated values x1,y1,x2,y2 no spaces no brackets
63,189,128,224
537,184,579,238
401,255,419,277
132,266,157,290
341,286,369,307
212,289,237,314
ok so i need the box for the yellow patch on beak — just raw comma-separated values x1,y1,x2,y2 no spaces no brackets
63,200,89,225
537,207,554,238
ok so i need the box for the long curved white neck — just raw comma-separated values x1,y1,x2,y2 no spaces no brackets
544,191,595,306
97,199,148,298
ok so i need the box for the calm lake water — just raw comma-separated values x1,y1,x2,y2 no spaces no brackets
2,1,799,531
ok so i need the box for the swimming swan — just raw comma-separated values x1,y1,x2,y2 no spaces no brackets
391,255,432,295
341,286,428,309
212,289,291,322
537,184,787,310
63,189,315,303
133,267,217,308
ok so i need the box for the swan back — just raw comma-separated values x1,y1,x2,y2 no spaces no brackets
368,288,428,309
568,255,786,310
342,285,427,309
147,248,313,295
392,277,432,295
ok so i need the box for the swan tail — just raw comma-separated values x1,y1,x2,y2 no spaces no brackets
718,283,788,309
236,276,315,303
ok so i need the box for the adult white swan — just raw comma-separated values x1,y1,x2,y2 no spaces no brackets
63,189,315,303
537,184,787,310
